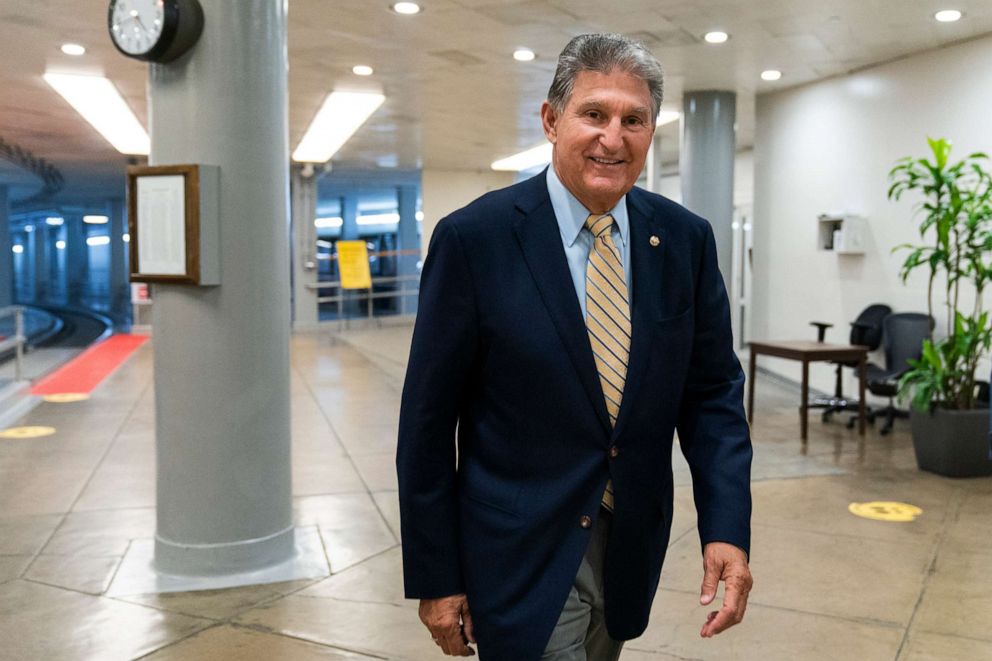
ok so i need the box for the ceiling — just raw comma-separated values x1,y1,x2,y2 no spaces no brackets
1,0,991,204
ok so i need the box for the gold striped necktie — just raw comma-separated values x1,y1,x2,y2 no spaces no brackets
584,213,630,512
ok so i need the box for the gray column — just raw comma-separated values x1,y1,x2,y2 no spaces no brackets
341,195,359,240
681,91,736,292
47,221,60,298
108,198,129,325
396,184,419,315
50,222,67,305
30,225,49,303
0,186,11,308
644,132,663,194
290,167,318,329
148,0,293,575
66,215,88,306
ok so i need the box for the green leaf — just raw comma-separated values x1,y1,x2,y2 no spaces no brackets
888,137,992,409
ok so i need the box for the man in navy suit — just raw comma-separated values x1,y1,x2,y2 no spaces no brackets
397,33,753,660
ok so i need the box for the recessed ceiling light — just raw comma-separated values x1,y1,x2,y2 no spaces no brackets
45,216,64,226
43,73,150,155
83,215,109,224
704,31,729,44
56,240,67,250
86,236,111,247
513,48,536,62
352,65,374,76
761,70,783,81
11,245,23,254
934,9,962,22
392,2,421,14
292,91,386,163
61,43,86,56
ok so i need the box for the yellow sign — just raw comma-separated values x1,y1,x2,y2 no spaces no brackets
848,501,923,522
43,393,90,403
0,426,56,439
336,240,373,290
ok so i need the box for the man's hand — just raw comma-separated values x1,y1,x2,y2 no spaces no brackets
419,594,476,656
698,542,752,638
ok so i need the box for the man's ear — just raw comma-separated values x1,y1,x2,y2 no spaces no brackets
540,101,557,143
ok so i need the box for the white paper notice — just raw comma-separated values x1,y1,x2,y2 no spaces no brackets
137,175,187,275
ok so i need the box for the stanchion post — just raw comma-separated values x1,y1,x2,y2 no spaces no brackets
14,307,23,381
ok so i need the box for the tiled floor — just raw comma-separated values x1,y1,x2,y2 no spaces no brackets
0,325,989,660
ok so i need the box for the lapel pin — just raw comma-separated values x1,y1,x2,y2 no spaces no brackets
649,235,661,247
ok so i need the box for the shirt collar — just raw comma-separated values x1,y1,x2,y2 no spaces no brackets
546,164,629,248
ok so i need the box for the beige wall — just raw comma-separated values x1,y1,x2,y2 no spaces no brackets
752,35,992,394
420,169,516,259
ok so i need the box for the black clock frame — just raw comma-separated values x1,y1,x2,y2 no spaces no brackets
107,0,204,63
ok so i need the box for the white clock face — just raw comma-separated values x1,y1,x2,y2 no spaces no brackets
110,0,166,55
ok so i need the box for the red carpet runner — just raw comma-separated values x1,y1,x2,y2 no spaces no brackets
30,334,149,396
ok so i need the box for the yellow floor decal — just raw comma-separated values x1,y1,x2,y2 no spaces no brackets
42,393,90,403
0,426,57,439
848,501,923,522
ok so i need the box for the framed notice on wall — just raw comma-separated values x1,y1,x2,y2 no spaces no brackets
127,164,220,285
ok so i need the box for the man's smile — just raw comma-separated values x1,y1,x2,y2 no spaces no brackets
588,156,625,165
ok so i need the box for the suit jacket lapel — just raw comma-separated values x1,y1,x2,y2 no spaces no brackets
612,189,667,441
513,178,612,435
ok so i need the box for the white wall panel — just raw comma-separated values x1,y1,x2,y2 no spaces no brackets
752,35,992,395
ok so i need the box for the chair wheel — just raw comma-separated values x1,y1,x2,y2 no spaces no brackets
822,412,833,423
880,427,892,436
846,418,856,429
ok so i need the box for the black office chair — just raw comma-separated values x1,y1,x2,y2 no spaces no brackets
809,304,892,421
977,380,990,406
847,312,934,435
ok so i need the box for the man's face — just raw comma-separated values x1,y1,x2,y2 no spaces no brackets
541,69,655,213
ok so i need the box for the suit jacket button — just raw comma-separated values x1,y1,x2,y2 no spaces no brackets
609,446,620,459
579,515,592,529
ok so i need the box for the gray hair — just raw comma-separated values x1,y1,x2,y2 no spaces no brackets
547,33,664,121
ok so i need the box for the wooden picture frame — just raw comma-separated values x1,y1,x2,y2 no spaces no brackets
127,164,202,284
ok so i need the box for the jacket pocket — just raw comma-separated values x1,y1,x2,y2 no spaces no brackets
458,460,521,518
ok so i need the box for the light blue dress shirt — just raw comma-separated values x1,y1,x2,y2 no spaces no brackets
546,165,632,319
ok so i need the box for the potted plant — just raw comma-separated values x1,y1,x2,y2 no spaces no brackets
888,137,992,477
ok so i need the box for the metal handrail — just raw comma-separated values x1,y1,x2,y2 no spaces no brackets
315,248,421,262
315,290,419,304
303,274,420,328
304,274,421,290
0,306,26,381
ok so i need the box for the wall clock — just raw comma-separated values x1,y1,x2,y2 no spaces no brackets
108,0,204,63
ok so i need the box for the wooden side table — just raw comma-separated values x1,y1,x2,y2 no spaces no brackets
747,340,869,442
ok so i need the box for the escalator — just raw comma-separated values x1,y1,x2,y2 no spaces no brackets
0,305,62,364
32,305,113,348
0,304,113,384
0,305,115,427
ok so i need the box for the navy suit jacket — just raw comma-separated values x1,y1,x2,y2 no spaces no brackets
397,170,752,661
